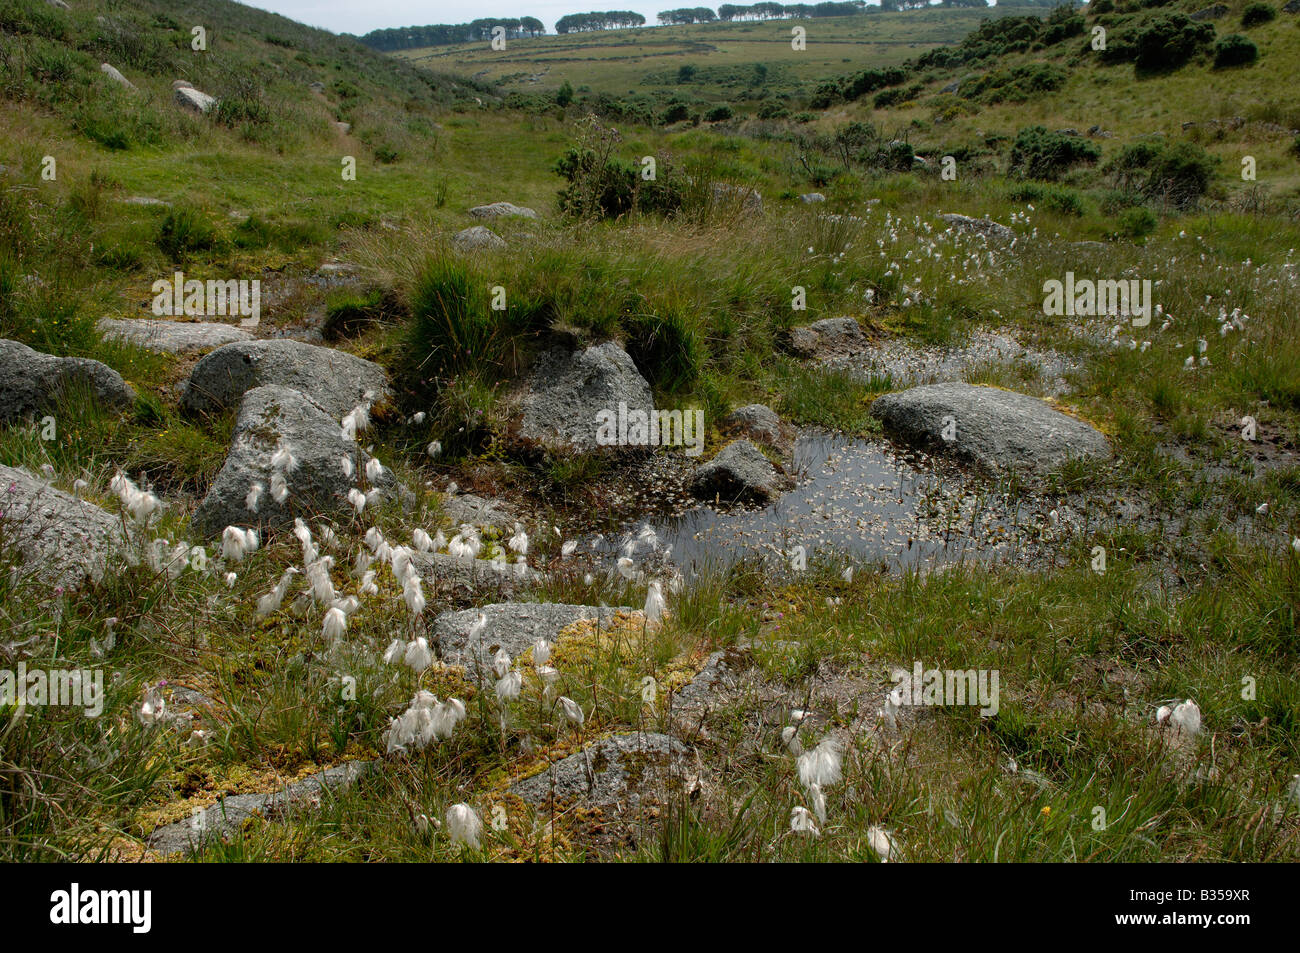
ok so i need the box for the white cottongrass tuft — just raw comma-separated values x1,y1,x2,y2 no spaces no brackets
412,529,433,552
797,736,843,790
558,695,584,727
322,606,347,641
245,482,264,513
644,581,666,625
445,803,481,848
404,637,433,672
790,806,820,837
866,826,897,862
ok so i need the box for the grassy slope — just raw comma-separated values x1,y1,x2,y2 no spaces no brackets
0,0,1297,862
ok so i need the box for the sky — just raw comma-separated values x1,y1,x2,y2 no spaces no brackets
244,1,892,36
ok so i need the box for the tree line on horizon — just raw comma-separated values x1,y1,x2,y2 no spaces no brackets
357,0,1068,51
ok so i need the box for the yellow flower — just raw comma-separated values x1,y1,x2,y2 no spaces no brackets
1040,805,1051,816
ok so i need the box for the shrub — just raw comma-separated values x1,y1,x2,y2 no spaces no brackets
1107,139,1217,207
756,101,789,120
661,102,690,124
1132,14,1215,72
704,103,733,122
1240,3,1276,27
1007,126,1101,180
1213,34,1259,68
1116,205,1157,238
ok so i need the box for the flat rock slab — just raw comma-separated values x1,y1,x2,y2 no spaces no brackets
98,318,253,354
517,342,654,454
146,761,372,857
413,551,542,603
468,202,538,220
687,439,785,504
509,733,689,808
0,338,135,424
939,213,1015,243
431,602,634,672
0,466,124,591
190,385,375,537
180,339,390,419
871,383,1110,474
441,493,516,531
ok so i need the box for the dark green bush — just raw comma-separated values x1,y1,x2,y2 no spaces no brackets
1240,3,1276,27
1132,14,1215,72
1008,126,1102,180
1107,139,1217,207
704,103,733,122
1116,205,1157,238
1213,34,1259,68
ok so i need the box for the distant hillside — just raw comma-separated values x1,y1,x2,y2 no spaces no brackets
0,0,495,157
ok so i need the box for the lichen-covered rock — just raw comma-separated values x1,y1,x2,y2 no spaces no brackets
0,339,135,424
452,225,506,250
509,733,689,808
467,202,538,220
710,183,763,215
939,213,1015,242
100,63,136,91
180,339,389,420
788,317,866,359
0,465,124,590
516,342,654,453
430,602,632,672
440,493,516,532
190,385,377,537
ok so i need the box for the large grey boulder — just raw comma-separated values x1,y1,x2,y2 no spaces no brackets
190,385,373,537
452,225,505,250
788,316,866,358
509,733,689,808
870,383,1110,474
467,202,538,220
0,339,135,424
175,86,217,114
1285,0,1300,13
939,213,1015,243
430,602,634,672
687,439,784,505
0,466,124,590
97,318,252,354
1190,3,1228,19
517,342,654,453
180,339,389,420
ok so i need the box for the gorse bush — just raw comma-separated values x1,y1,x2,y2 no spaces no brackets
1008,126,1102,180
1107,139,1217,207
1240,3,1276,27
1132,14,1216,72
1213,34,1259,68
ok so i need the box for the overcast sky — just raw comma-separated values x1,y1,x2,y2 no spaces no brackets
244,1,895,36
